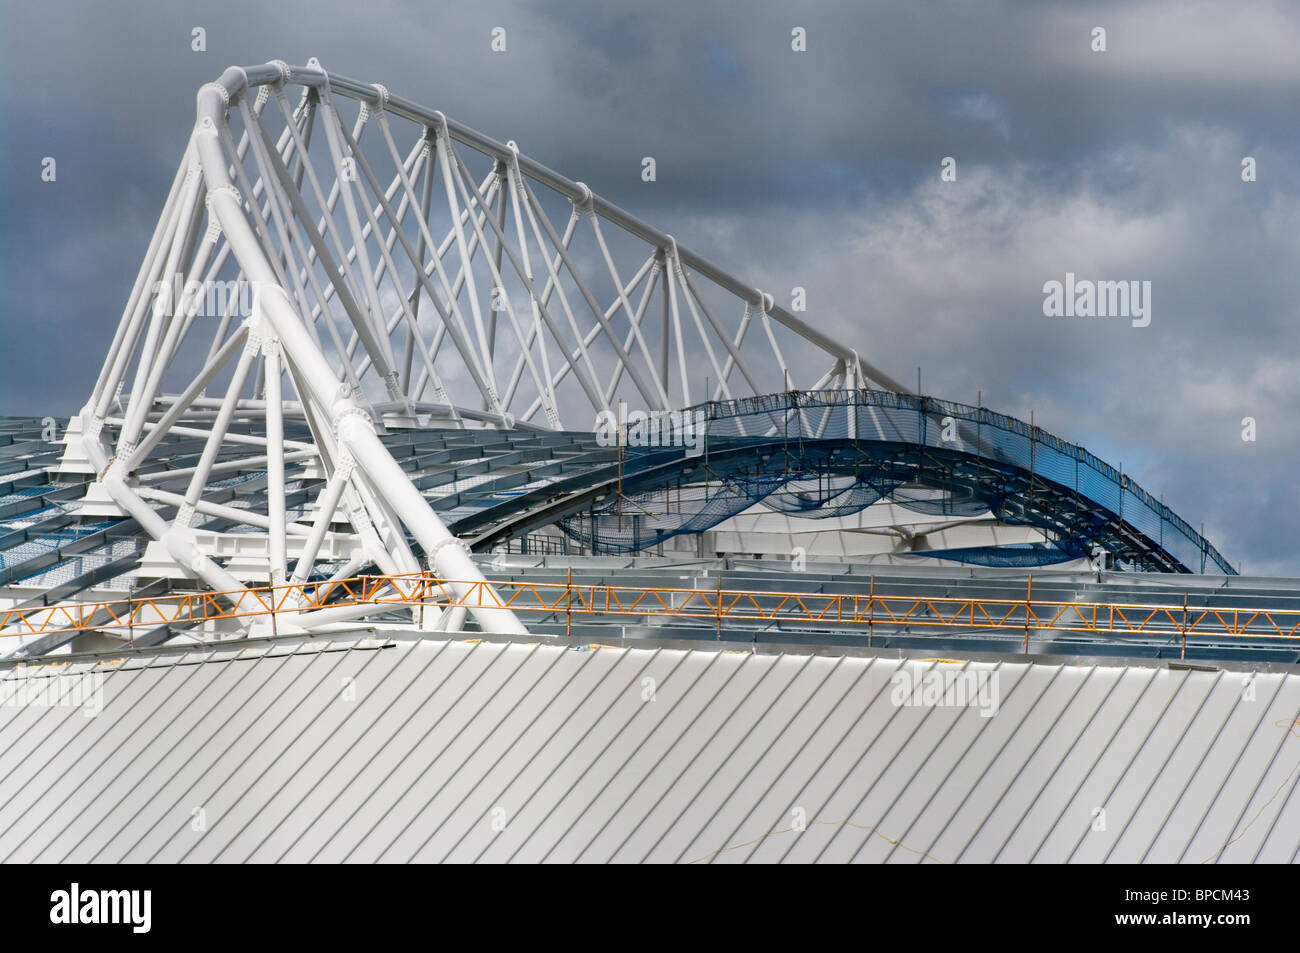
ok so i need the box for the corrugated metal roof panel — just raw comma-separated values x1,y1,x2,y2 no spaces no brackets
1,638,1297,863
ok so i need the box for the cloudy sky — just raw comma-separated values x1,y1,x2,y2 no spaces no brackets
2,0,1298,573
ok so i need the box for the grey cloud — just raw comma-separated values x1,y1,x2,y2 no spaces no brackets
1,0,1296,572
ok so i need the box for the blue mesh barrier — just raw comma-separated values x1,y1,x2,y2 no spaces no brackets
558,390,1233,574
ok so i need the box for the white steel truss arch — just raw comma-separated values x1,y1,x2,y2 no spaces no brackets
65,60,906,632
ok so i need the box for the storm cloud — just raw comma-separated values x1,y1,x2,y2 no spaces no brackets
1,0,1297,572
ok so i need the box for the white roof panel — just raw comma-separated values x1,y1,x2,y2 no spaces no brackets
1,637,1297,863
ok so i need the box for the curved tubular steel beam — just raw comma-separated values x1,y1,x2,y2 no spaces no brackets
198,62,903,399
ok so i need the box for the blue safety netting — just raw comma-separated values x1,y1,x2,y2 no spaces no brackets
558,390,1234,574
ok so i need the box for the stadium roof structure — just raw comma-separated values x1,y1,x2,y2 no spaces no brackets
1,62,1296,864
11,60,1235,639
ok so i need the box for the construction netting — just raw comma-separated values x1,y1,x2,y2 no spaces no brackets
556,390,1234,574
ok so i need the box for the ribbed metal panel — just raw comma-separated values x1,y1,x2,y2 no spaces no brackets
2,638,1297,863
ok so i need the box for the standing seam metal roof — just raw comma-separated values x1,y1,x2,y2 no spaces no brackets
1,638,1298,863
